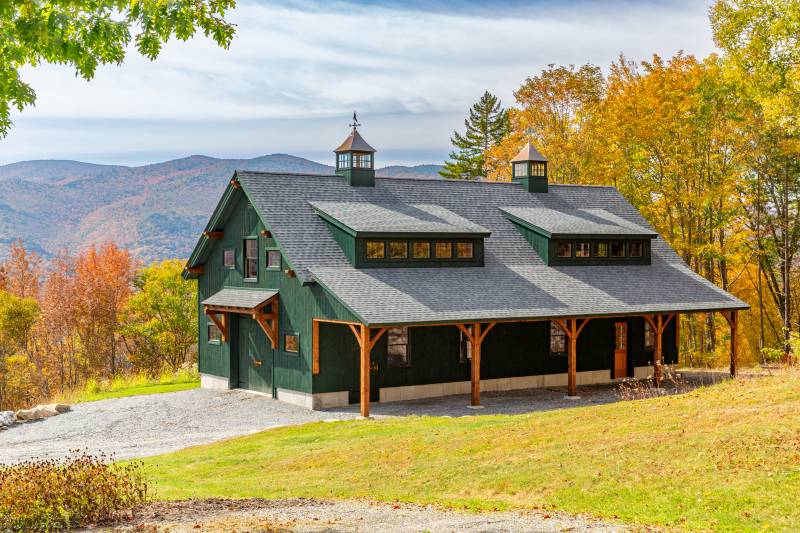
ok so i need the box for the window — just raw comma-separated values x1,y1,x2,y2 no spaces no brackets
549,321,566,356
412,241,431,259
435,241,452,259
337,152,349,169
575,242,591,258
352,152,372,168
208,322,221,344
557,241,572,258
387,327,409,367
223,249,235,268
389,241,408,259
366,241,385,259
644,321,655,351
595,242,608,258
456,242,474,259
629,241,644,258
610,242,626,257
513,162,528,177
531,162,546,177
244,239,258,279
266,249,281,270
284,333,299,353
459,330,472,362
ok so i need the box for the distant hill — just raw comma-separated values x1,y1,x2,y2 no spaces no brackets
0,154,443,261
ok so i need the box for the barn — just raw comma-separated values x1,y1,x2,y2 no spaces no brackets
183,121,748,416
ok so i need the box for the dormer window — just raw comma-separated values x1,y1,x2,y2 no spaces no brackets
311,201,489,269
501,207,657,266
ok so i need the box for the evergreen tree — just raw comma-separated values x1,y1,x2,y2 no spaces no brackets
440,91,509,179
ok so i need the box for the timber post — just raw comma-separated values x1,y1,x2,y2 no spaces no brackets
359,325,370,418
722,310,738,378
471,323,482,407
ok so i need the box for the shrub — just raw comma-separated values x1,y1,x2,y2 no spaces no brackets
0,452,149,532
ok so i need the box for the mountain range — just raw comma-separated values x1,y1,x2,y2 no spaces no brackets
0,154,443,261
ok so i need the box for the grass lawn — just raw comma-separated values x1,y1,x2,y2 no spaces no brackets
140,371,800,531
62,368,199,403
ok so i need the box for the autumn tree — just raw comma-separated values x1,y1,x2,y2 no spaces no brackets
122,260,198,374
0,240,42,300
0,0,236,137
71,244,136,377
485,64,608,183
711,0,800,359
0,290,39,410
441,91,509,179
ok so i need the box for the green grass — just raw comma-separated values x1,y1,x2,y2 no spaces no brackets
139,370,800,531
61,367,199,403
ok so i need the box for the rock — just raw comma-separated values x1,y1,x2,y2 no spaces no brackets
14,403,70,422
0,410,15,429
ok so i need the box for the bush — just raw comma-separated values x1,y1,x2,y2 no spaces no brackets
0,452,149,532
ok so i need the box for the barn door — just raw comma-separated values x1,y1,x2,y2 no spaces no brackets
236,316,274,395
614,322,628,378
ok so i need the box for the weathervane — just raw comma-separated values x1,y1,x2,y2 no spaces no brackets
350,111,361,130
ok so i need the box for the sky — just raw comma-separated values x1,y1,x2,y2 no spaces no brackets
0,0,718,167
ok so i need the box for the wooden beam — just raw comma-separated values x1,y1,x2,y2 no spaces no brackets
367,327,388,353
285,269,296,278
312,319,320,375
567,318,577,397
203,230,224,240
721,310,738,377
204,309,228,343
471,323,482,406
654,314,663,386
186,265,204,276
231,178,241,189
360,325,371,417
260,229,272,238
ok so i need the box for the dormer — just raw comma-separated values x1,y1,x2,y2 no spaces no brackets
311,201,490,268
501,207,657,266
511,142,548,193
334,112,376,187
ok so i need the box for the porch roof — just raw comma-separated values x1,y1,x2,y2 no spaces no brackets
202,288,278,311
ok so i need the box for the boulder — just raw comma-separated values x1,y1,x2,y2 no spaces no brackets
0,410,15,429
14,403,70,422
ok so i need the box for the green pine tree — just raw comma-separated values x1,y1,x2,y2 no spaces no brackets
440,91,509,179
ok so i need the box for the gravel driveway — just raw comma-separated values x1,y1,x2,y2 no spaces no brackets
0,389,359,464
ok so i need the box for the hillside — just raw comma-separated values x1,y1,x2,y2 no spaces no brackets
0,155,443,261
142,371,800,531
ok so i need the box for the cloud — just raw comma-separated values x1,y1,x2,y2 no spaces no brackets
2,0,716,165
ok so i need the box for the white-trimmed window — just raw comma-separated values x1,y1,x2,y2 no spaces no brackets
244,239,258,279
549,321,566,356
387,327,410,367
208,322,221,344
266,249,281,270
644,321,655,351
459,330,472,362
284,333,299,354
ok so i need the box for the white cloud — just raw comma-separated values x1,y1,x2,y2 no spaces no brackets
2,0,717,165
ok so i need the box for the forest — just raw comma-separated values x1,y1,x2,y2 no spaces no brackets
0,242,197,410
444,1,800,370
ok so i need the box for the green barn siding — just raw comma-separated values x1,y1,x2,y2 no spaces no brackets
323,221,357,264
510,221,549,263
197,191,360,396
313,317,679,401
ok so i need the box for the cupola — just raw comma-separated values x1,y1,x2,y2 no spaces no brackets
334,112,376,187
511,142,548,193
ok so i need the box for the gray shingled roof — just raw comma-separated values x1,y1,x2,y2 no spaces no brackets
203,288,278,309
501,207,658,238
234,171,748,325
310,200,490,235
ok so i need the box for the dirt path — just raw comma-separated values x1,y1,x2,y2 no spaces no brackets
83,498,633,532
